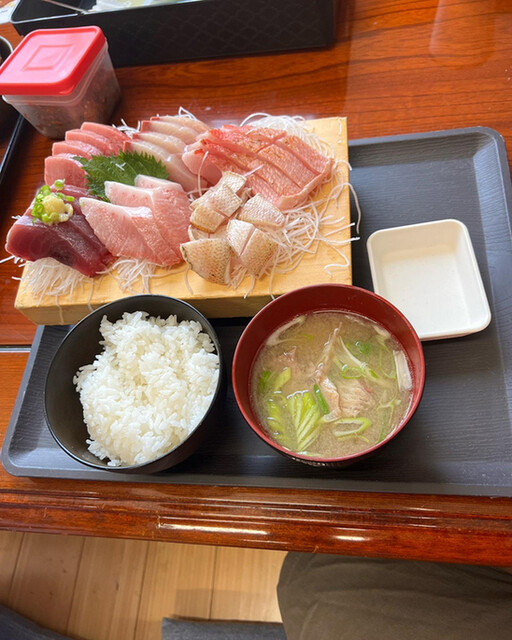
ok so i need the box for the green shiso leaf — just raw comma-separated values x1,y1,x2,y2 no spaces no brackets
74,151,169,201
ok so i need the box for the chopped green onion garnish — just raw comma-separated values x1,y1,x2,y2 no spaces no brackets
313,383,330,414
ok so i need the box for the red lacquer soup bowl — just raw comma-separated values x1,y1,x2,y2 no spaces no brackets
232,284,425,467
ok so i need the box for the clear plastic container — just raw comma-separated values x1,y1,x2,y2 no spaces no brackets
0,27,120,139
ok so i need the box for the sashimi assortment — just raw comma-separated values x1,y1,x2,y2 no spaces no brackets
5,112,341,295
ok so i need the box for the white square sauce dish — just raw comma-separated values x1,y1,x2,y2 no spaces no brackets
367,219,492,341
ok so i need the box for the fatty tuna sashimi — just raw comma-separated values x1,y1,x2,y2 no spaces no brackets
65,129,121,156
125,139,200,192
6,196,113,277
44,155,87,189
52,140,102,159
180,238,231,285
141,120,200,145
80,198,162,264
133,174,192,248
80,122,128,150
104,181,182,266
132,131,185,154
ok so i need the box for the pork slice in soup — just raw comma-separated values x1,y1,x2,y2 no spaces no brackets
250,311,413,458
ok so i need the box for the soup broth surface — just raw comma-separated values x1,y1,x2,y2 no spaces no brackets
250,311,413,458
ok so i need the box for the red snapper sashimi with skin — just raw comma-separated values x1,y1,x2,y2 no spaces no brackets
183,125,334,210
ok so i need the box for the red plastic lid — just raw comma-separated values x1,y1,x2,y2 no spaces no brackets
0,27,106,96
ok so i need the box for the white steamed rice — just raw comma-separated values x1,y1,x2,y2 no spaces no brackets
73,311,220,466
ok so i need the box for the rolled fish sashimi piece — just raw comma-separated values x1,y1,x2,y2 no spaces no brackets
180,238,232,285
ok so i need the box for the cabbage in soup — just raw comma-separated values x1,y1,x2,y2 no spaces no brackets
250,311,413,458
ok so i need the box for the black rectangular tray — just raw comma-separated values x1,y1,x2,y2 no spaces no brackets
11,0,339,68
3,126,512,496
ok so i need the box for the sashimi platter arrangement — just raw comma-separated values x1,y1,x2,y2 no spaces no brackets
5,112,354,324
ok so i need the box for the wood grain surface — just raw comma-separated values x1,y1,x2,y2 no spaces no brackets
13,117,350,325
1,0,512,564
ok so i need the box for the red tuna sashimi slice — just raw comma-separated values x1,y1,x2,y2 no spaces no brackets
52,140,102,159
6,206,113,277
51,185,114,268
125,139,200,192
152,115,210,134
80,122,128,149
104,181,182,266
132,131,185,154
80,198,162,264
44,155,87,189
66,129,120,155
133,175,192,247
141,120,199,145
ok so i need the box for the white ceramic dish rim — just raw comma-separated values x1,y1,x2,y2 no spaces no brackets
366,218,492,341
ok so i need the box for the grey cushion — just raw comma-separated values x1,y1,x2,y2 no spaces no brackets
277,553,512,640
162,619,286,639
0,606,72,640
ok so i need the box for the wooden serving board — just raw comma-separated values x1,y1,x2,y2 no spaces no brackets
15,117,351,325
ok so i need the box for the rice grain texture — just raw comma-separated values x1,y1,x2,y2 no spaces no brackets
73,311,219,466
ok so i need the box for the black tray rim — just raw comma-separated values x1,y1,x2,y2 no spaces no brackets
2,125,512,497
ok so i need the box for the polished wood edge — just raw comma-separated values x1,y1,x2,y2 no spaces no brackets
1,486,511,564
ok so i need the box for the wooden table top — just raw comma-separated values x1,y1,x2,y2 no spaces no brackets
1,0,512,565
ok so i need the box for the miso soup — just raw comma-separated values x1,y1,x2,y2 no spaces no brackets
250,311,413,458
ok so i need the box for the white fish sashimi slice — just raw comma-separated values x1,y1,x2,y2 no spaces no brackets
180,238,231,285
126,139,201,193
80,197,161,264
154,115,210,134
103,182,182,266
141,120,199,145
192,183,241,217
226,219,254,257
188,225,228,241
217,171,247,195
190,204,227,234
239,227,277,277
132,131,185,154
238,194,285,229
